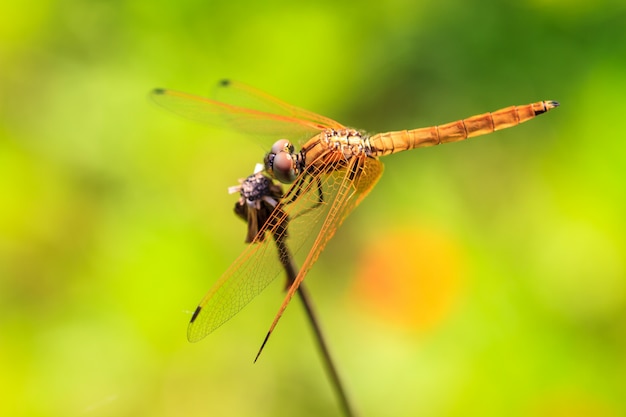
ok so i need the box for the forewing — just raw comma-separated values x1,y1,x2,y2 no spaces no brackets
215,80,346,133
186,154,344,342
251,156,385,359
151,84,343,146
262,156,385,336
290,156,384,274
187,225,287,342
187,154,383,342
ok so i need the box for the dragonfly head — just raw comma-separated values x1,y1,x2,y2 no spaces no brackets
264,139,298,184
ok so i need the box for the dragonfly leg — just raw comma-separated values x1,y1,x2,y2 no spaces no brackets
279,174,325,221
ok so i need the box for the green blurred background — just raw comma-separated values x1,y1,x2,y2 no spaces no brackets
2,0,625,416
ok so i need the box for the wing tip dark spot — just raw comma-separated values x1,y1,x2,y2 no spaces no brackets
152,88,166,95
190,305,202,323
219,79,231,87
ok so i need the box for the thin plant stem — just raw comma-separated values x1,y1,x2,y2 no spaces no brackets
297,283,357,417
275,236,358,417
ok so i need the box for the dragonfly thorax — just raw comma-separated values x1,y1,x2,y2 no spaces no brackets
320,128,369,159
264,129,370,185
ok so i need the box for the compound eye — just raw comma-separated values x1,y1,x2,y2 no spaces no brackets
272,151,297,183
270,139,293,155
265,139,298,183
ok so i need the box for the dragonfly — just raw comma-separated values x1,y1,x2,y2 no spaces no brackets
152,80,559,358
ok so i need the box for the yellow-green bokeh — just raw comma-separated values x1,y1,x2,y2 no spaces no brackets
1,1,625,416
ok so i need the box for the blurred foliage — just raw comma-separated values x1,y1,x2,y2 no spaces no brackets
1,0,625,416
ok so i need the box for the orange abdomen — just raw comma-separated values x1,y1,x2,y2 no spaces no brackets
369,100,559,156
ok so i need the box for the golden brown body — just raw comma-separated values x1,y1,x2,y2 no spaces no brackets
369,100,559,155
151,82,559,353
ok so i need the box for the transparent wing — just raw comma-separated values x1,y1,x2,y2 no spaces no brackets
258,156,385,348
151,81,345,147
187,154,384,343
214,80,346,131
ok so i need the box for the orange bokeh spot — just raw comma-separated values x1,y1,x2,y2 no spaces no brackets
351,227,465,332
